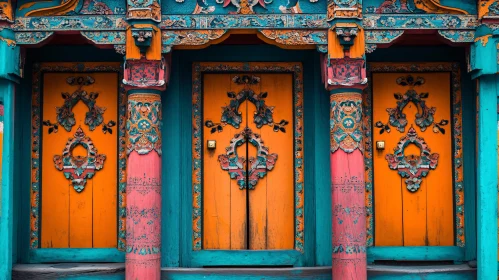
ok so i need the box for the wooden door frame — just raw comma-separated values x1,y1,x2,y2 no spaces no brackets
188,62,306,267
363,62,472,262
23,62,126,263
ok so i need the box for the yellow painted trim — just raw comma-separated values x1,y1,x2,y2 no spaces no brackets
24,0,79,16
0,37,16,47
475,35,492,47
415,0,468,15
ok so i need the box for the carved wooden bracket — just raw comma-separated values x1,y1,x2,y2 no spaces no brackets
123,54,170,90
321,55,367,90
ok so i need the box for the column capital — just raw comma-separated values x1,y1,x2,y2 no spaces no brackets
470,24,499,79
123,54,170,91
0,20,20,83
321,55,367,91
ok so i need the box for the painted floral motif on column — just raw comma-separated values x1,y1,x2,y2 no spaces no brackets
385,126,439,192
330,92,363,153
374,75,449,135
53,126,106,192
218,127,278,190
126,93,162,155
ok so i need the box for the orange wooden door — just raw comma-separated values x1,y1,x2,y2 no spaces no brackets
40,72,118,248
372,73,454,246
202,73,294,250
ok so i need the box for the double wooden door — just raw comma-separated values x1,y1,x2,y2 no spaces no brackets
202,73,294,250
372,72,454,246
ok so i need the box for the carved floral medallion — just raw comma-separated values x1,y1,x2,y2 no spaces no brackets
53,127,106,192
218,127,278,190
385,126,439,192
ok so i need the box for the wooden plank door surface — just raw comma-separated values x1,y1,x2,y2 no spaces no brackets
40,72,118,248
372,72,454,246
202,73,294,250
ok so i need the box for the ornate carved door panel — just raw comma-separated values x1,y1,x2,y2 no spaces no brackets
370,71,456,247
201,72,295,250
30,63,126,250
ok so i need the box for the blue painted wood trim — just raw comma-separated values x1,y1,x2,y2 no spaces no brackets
161,52,181,267
313,56,332,266
460,65,477,261
477,74,499,280
190,250,303,267
0,80,16,280
367,247,465,263
28,249,124,263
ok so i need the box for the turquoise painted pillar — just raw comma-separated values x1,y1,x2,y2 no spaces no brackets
0,26,20,280
471,25,499,280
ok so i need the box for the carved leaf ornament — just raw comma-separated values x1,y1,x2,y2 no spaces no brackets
375,75,449,135
53,127,106,192
385,126,439,192
205,75,289,133
43,76,117,135
207,75,283,189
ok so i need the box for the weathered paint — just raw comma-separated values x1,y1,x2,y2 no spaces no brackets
202,73,294,250
125,92,162,280
40,72,118,249
11,265,478,280
330,90,367,279
0,26,18,280
476,74,498,280
372,72,454,247
0,79,15,280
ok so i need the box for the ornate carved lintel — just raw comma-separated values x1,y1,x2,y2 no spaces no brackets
259,29,327,46
123,56,169,90
327,0,362,20
322,56,367,90
127,0,160,22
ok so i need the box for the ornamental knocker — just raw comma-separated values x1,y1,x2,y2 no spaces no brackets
43,76,117,135
204,75,289,134
53,127,106,192
374,75,449,135
385,126,439,192
218,128,278,190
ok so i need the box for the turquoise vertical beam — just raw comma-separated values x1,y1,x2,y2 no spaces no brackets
0,80,15,280
471,26,499,279
477,74,498,280
0,26,19,280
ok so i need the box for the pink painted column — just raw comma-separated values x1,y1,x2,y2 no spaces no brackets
330,89,367,279
125,92,162,279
